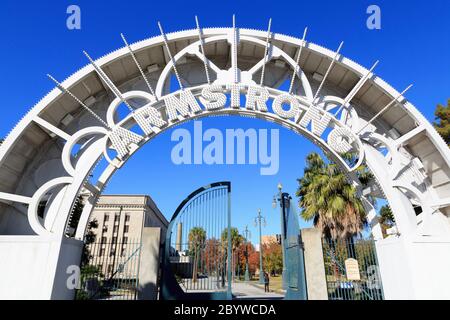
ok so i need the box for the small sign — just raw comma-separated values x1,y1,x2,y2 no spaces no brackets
345,258,360,281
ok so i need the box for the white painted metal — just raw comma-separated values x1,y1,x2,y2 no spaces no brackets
121,33,157,99
288,27,307,95
259,18,272,86
195,16,211,86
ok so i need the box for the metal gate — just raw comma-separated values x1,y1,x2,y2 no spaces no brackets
75,239,142,300
281,192,307,300
322,237,384,300
161,182,232,300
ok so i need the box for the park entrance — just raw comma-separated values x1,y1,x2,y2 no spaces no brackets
0,20,449,299
160,181,310,300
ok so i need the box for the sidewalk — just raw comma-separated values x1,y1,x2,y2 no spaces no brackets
232,281,284,300
246,280,286,295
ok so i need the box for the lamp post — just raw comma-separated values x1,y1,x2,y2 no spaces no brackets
254,209,266,284
243,225,251,281
272,183,287,290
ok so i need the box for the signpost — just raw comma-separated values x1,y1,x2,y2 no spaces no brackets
345,258,361,281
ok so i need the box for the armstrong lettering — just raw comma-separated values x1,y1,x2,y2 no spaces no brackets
105,84,363,170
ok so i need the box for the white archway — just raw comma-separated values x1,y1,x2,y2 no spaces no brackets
0,23,449,299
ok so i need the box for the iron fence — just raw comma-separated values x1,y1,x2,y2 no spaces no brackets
322,237,384,300
75,239,141,300
169,240,228,292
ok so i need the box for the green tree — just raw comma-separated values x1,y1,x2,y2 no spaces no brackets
221,227,243,251
296,152,367,240
72,197,100,299
262,242,283,276
433,99,450,145
379,205,395,238
81,219,98,266
65,196,98,265
188,227,206,283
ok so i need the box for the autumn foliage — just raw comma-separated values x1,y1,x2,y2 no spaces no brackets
261,242,283,276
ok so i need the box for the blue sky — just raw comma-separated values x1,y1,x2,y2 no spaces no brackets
1,1,449,241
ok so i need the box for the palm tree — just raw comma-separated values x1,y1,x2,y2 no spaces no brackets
221,227,243,251
379,205,395,238
221,227,243,281
296,152,367,240
188,227,206,283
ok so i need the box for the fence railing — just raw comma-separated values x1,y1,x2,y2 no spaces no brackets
322,237,384,300
169,240,228,293
75,240,141,300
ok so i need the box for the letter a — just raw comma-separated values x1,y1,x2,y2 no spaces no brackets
171,128,192,165
66,5,81,30
366,5,381,30
108,127,143,160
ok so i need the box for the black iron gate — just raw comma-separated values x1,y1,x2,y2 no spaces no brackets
322,237,384,300
161,182,232,300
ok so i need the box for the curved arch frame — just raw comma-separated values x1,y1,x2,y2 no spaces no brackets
0,27,446,240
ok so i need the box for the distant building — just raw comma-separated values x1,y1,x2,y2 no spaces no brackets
87,195,168,275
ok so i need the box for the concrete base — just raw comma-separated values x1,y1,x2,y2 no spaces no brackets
376,235,450,299
301,228,328,300
0,235,83,300
137,227,162,300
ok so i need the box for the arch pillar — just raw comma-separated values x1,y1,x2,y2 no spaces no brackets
365,146,450,299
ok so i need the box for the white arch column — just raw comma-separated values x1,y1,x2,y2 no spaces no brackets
365,145,450,299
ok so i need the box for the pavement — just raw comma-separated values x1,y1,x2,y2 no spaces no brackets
232,281,285,300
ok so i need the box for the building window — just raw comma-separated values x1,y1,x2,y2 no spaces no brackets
103,225,108,233
104,214,109,222
99,248,105,256
113,225,119,233
115,213,120,221
112,237,117,243
124,225,129,233
108,264,113,273
125,214,130,222
123,237,128,244
101,237,107,244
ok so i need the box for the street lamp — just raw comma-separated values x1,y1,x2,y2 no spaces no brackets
243,225,251,281
272,182,288,290
254,209,266,284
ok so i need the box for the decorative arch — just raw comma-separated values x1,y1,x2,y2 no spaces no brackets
1,19,450,299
